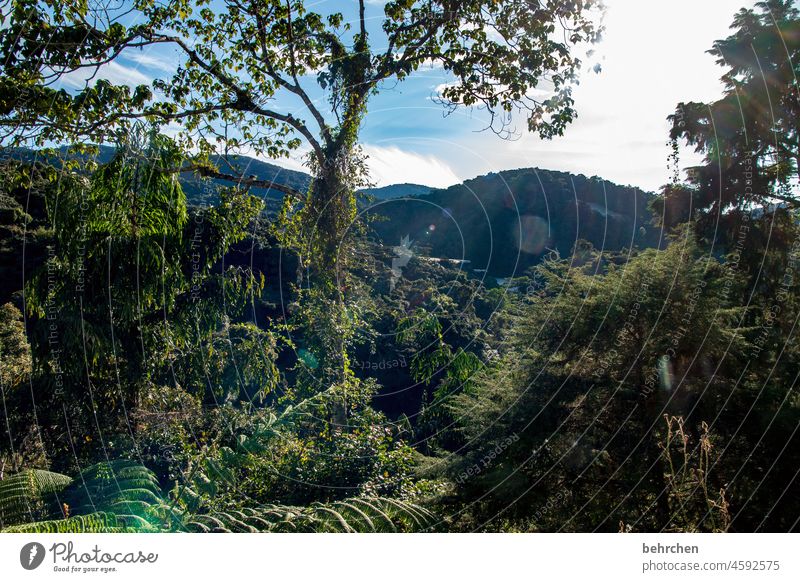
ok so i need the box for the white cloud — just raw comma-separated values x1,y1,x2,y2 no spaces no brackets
363,145,459,188
271,152,311,174
417,58,445,70
60,61,152,89
122,51,175,73
201,143,458,190
433,81,457,97
159,121,184,139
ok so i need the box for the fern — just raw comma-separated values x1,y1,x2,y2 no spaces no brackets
2,461,440,534
63,460,181,531
2,512,140,533
0,469,72,529
186,497,438,533
1,461,180,533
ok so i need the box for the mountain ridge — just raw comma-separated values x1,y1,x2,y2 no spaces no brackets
366,166,659,277
6,147,659,277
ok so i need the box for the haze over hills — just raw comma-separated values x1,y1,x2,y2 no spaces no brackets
202,158,657,277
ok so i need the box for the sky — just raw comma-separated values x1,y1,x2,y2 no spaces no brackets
60,0,751,191
350,0,749,191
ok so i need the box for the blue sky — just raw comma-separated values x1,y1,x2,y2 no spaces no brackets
61,0,750,191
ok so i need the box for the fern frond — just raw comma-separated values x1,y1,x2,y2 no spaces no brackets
347,498,397,532
1,512,131,533
0,469,72,528
187,496,438,533
312,506,357,532
63,461,172,531
324,501,376,532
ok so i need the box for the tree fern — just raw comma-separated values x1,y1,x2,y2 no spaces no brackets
2,511,140,533
63,460,181,531
0,469,72,529
1,461,179,532
2,461,440,533
186,497,438,533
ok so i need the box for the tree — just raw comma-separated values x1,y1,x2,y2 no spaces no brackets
658,5,800,530
1,0,601,380
665,0,799,230
446,233,752,531
0,302,31,391
15,128,270,465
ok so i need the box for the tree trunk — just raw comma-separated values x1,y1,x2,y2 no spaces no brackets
299,87,369,415
300,153,359,420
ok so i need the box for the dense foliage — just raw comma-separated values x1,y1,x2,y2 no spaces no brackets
1,0,799,533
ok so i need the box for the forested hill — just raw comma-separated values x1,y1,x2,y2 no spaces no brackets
196,157,659,277
9,147,659,277
368,168,660,277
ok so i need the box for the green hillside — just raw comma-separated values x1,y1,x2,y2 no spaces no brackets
368,168,659,277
